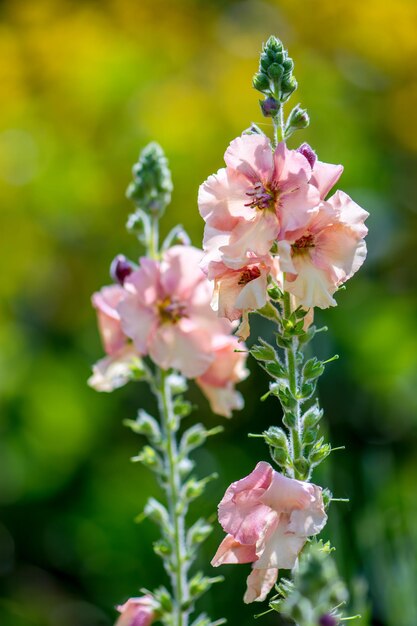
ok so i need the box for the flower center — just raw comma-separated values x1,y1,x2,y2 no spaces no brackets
292,233,315,255
245,182,277,211
157,296,187,324
238,266,261,285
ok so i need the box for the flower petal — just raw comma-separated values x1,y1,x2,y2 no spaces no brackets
260,471,317,512
218,462,276,545
225,134,273,183
254,515,306,570
149,323,213,378
287,484,327,536
197,381,244,418
160,245,205,298
310,160,343,199
211,534,257,566
244,567,278,603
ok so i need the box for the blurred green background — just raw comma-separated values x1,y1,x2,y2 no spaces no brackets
1,0,417,624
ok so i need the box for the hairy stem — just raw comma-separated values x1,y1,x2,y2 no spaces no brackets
272,105,285,147
156,370,189,626
282,291,303,479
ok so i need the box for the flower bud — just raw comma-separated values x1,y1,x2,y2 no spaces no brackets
297,142,317,168
110,254,134,285
126,142,173,218
285,105,310,138
318,614,338,626
116,596,155,626
252,72,270,92
263,426,288,449
260,97,281,118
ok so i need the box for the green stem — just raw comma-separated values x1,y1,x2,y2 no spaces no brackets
272,105,285,147
156,370,189,626
282,291,303,478
148,214,160,259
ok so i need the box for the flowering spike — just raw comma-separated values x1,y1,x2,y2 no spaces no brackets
126,142,173,217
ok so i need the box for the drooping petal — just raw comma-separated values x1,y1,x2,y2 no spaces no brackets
88,347,141,392
211,534,257,566
225,134,273,183
285,256,337,309
197,380,244,418
218,462,277,545
244,567,279,603
198,335,248,387
254,515,306,570
92,285,127,356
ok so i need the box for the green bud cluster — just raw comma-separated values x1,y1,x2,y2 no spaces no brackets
268,542,349,625
253,36,297,119
127,142,173,217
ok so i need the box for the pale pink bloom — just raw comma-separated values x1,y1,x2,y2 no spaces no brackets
199,134,320,266
196,335,249,417
118,246,230,378
92,285,127,355
279,191,368,308
88,346,141,392
212,461,327,603
115,596,155,626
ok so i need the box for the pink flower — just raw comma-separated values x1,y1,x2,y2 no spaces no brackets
196,335,249,417
92,285,127,356
118,246,231,378
278,191,369,308
199,134,320,267
115,596,155,626
211,461,327,603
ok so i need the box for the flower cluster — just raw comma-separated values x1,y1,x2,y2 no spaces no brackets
89,245,248,418
199,134,368,334
211,462,327,603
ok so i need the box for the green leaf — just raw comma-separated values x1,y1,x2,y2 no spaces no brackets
303,357,325,381
250,339,277,362
264,360,287,379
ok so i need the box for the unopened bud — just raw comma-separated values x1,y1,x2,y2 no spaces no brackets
285,105,310,137
318,615,338,626
110,254,134,285
260,97,281,117
297,142,317,168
